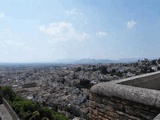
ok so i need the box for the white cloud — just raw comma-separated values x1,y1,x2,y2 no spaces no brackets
66,8,88,25
96,31,108,37
0,39,37,52
39,21,90,41
0,28,37,52
127,20,137,29
23,46,37,51
1,39,25,47
66,8,82,16
0,12,5,19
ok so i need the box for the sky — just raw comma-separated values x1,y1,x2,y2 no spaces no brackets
0,0,160,63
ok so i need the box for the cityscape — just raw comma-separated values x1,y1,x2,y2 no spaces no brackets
0,0,160,120
0,58,160,119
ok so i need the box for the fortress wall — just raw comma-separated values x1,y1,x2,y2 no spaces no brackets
111,71,160,90
3,98,20,120
89,71,160,120
89,93,159,120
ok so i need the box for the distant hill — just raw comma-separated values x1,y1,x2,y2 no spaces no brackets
73,59,115,64
54,59,115,64
116,58,143,63
53,58,143,64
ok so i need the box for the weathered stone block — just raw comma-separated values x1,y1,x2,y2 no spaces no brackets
116,111,141,120
102,98,114,105
124,105,157,119
105,105,115,112
93,95,102,103
98,108,107,113
113,103,124,111
90,109,98,116
89,100,95,106
106,111,119,118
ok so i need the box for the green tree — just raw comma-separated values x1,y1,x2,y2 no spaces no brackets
0,86,16,101
100,66,108,74
29,111,40,120
42,117,49,120
0,86,69,120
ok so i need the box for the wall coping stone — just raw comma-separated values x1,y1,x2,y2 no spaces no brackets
154,113,160,120
110,71,160,84
3,98,20,120
91,82,160,108
90,71,160,119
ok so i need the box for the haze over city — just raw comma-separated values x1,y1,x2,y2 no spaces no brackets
0,0,160,63
1,1,160,120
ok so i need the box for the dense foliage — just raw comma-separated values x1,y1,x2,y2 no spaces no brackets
0,86,69,120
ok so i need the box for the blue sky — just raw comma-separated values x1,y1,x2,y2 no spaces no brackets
0,0,160,62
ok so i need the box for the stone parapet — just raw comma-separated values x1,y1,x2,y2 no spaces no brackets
3,98,20,120
89,71,160,120
91,83,160,108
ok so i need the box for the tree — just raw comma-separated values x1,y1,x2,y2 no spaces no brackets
100,66,108,74
158,58,160,64
42,117,49,120
0,86,69,120
151,59,157,65
0,86,16,101
29,111,40,120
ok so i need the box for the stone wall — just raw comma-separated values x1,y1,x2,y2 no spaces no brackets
3,98,20,120
89,93,160,120
112,71,160,90
89,71,160,120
